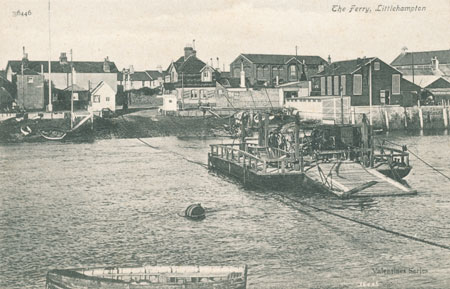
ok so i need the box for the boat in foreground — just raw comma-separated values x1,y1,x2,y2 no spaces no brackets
46,265,247,289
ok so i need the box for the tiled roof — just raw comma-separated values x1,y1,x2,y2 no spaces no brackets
241,54,326,65
7,60,119,74
401,78,422,91
425,77,450,89
397,67,435,76
63,84,88,92
391,50,450,66
146,70,164,79
315,57,376,76
177,56,207,74
130,71,151,81
0,70,6,79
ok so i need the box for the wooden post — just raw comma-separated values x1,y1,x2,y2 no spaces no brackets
294,112,300,171
264,113,269,147
403,107,408,128
418,106,424,130
443,106,448,129
384,108,390,131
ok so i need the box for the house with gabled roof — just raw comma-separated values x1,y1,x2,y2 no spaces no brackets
391,49,450,88
229,53,327,87
6,50,119,98
165,45,220,108
311,57,416,106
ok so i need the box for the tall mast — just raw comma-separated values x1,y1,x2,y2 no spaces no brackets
47,0,53,112
70,49,74,129
369,61,373,126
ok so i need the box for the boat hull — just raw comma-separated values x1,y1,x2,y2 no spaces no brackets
47,266,247,289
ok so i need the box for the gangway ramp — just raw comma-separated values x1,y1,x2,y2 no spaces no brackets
304,161,417,198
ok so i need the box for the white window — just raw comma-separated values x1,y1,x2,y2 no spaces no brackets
106,97,110,102
233,92,240,97
318,65,324,73
190,90,198,99
392,74,400,95
334,76,339,95
353,74,362,95
289,65,296,77
200,90,207,99
374,62,380,71
27,77,33,83
94,95,100,103
320,77,326,96
341,75,346,95
380,90,386,104
72,93,79,101
327,76,332,96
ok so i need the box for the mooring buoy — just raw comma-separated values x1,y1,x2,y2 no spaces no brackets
185,204,205,220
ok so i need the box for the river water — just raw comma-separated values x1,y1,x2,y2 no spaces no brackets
0,132,449,289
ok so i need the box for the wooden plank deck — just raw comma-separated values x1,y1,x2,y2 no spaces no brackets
304,161,416,198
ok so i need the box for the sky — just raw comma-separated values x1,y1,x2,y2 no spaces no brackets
0,0,449,71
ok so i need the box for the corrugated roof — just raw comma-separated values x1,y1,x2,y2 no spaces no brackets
7,60,119,74
391,50,450,66
315,57,376,76
241,54,326,65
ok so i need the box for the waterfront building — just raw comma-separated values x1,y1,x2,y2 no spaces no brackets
6,51,119,100
229,53,327,87
165,45,219,108
310,57,415,106
391,49,450,88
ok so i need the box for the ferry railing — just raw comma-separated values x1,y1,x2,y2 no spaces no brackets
210,144,300,174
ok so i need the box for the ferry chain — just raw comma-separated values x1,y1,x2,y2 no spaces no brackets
118,114,208,169
382,139,450,182
275,193,450,251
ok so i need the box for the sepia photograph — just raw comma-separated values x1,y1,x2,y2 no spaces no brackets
0,0,449,288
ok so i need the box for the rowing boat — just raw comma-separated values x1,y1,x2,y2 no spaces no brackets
40,129,67,140
46,265,247,289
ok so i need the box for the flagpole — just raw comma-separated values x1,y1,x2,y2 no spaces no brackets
47,0,53,112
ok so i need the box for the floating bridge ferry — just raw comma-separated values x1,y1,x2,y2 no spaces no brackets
208,113,415,198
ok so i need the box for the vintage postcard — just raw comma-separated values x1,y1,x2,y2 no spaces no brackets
1,0,449,288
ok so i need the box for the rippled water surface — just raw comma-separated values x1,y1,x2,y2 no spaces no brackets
1,132,449,288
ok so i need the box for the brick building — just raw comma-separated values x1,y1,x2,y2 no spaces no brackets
229,54,327,87
311,57,409,106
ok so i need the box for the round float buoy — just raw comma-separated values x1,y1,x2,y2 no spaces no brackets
185,204,205,220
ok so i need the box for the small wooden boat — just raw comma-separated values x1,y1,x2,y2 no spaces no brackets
20,125,32,136
185,204,206,220
46,265,247,289
40,129,67,140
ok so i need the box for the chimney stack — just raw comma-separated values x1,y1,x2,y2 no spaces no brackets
129,65,134,74
327,55,331,64
21,46,29,68
103,56,110,72
59,52,68,64
184,45,195,60
216,57,220,70
157,65,163,73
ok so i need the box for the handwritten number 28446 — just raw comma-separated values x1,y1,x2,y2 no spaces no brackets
13,10,32,17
